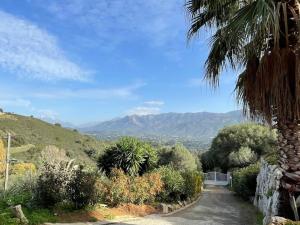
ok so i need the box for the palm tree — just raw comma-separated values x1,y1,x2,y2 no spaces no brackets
186,0,300,220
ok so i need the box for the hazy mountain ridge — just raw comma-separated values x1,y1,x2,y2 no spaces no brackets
81,110,246,149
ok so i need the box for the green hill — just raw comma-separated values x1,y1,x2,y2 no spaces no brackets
0,113,109,167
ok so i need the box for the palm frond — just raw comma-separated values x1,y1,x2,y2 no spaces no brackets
187,0,300,122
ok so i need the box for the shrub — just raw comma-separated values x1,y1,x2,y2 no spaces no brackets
99,168,163,206
158,144,198,172
130,172,163,204
98,137,158,176
11,163,36,175
154,166,185,202
228,146,257,168
35,161,74,207
40,145,69,164
232,163,260,200
84,148,96,158
181,170,203,199
67,167,98,209
11,135,26,147
202,123,277,171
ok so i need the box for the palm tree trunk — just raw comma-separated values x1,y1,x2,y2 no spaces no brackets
278,119,300,220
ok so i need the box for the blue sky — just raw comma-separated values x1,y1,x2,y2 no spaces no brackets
0,0,240,125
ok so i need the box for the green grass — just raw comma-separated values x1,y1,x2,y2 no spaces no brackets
286,221,300,225
24,208,57,225
0,191,57,225
0,205,57,225
255,211,263,225
0,113,111,167
11,144,35,154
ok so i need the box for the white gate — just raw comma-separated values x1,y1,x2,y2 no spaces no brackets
204,171,231,186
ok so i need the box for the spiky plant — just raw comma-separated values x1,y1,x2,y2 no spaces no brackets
186,0,300,219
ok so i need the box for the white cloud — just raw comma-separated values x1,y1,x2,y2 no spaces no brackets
127,99,164,116
0,10,89,81
31,82,145,100
37,109,59,120
144,100,165,106
127,106,161,116
39,0,184,48
0,81,145,102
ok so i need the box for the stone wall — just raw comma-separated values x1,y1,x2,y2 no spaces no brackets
268,217,288,225
254,159,283,225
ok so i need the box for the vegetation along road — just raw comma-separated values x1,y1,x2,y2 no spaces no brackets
49,185,258,225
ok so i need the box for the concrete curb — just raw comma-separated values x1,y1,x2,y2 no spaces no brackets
161,193,203,217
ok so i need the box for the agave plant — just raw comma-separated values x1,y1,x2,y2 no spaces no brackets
186,0,300,219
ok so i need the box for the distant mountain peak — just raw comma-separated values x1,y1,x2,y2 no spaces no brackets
80,110,246,149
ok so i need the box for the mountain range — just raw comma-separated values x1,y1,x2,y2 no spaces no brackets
81,110,247,149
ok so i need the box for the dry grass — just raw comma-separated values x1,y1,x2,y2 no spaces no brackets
56,204,157,223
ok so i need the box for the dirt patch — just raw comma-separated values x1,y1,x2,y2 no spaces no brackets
57,204,157,223
110,204,157,217
56,210,104,223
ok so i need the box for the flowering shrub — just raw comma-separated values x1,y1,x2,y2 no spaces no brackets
35,161,75,207
11,163,36,175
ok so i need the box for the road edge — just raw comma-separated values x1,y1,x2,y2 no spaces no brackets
161,192,203,217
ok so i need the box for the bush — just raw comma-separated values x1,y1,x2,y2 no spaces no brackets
202,123,277,171
98,137,158,176
11,163,36,175
228,146,257,168
35,161,74,207
154,166,185,202
232,163,260,200
131,171,163,204
11,135,26,147
67,167,98,209
158,144,198,172
35,161,98,209
181,170,203,199
99,168,163,206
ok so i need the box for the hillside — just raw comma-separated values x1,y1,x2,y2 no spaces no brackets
81,110,246,149
0,113,109,167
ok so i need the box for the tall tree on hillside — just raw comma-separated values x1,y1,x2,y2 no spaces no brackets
186,0,300,219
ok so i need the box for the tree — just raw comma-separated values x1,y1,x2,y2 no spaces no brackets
97,137,158,176
228,146,257,168
186,0,300,218
158,144,198,171
202,123,277,171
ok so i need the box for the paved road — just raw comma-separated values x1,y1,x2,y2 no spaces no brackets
48,186,258,225
109,185,258,225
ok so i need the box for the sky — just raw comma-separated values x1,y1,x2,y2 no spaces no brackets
0,0,240,125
